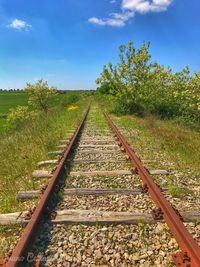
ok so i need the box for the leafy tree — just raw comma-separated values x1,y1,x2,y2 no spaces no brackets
96,63,123,96
97,41,155,114
183,72,200,126
96,41,200,127
25,80,57,114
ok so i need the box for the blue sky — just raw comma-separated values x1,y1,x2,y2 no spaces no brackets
0,0,199,90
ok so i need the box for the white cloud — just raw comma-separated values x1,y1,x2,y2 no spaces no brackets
110,0,117,3
88,17,125,27
89,0,173,27
111,11,134,20
122,0,172,13
8,19,32,30
88,11,134,27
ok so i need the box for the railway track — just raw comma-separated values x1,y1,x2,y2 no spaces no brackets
1,105,200,267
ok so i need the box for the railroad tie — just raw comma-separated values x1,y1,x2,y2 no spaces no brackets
37,160,59,167
76,149,122,154
70,169,169,177
18,188,145,200
69,159,127,164
32,170,52,179
80,138,115,142
48,151,63,156
78,144,119,148
1,210,200,225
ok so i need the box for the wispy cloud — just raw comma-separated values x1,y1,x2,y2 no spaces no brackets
88,11,134,27
88,17,125,27
89,0,173,27
8,19,32,30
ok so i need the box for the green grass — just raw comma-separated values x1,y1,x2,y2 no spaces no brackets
0,92,28,113
0,92,28,132
167,184,184,198
111,114,200,179
0,90,87,133
96,95,200,177
0,225,23,256
0,99,88,213
116,115,200,174
0,92,89,255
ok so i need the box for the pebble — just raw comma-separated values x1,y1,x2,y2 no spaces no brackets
58,194,155,213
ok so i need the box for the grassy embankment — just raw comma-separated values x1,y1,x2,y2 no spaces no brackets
0,91,91,255
0,91,76,133
115,115,200,174
97,96,200,178
0,92,89,214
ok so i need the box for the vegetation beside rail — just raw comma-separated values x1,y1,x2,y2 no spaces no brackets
0,84,91,213
97,96,200,179
116,114,200,174
0,83,93,255
96,41,200,129
96,39,200,181
0,85,93,133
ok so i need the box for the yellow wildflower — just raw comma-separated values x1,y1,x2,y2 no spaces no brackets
67,105,78,111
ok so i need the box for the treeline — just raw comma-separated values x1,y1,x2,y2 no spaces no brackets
0,89,24,92
0,88,95,94
96,41,200,128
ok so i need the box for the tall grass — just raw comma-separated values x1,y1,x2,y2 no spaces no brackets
96,94,200,175
113,114,200,176
143,115,200,173
0,101,87,213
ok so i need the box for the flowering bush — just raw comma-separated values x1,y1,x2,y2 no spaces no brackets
7,106,38,129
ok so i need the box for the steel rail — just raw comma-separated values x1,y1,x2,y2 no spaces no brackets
104,112,200,267
6,106,90,267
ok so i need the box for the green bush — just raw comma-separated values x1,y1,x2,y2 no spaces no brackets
61,91,80,106
25,80,57,114
7,106,38,129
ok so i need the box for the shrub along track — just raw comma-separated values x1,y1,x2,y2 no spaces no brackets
1,105,200,267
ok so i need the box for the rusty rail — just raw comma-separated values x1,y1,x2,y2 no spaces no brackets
104,112,200,267
5,106,90,267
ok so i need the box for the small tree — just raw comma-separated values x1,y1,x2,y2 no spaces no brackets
25,80,57,114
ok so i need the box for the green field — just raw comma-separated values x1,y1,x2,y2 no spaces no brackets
0,90,83,132
0,92,28,132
